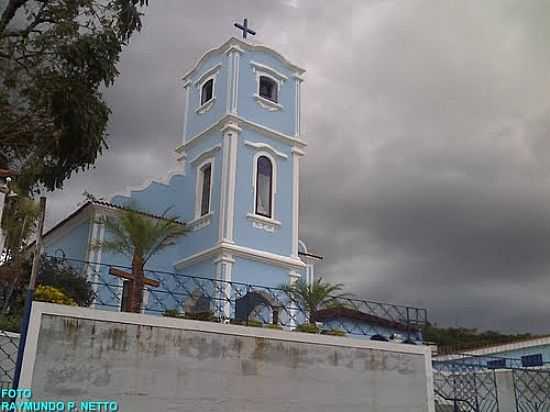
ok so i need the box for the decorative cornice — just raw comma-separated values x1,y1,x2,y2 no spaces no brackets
194,64,222,87
244,141,288,159
195,97,216,115
182,37,305,82
247,213,282,233
174,242,305,270
187,212,213,232
254,94,283,112
175,113,307,154
189,144,222,165
220,121,242,134
250,61,288,82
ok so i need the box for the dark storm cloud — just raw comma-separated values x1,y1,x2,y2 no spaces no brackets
46,0,550,332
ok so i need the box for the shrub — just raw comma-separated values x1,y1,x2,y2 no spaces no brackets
34,286,76,306
321,329,346,337
162,309,182,318
265,324,283,330
295,323,320,334
245,319,263,328
184,311,216,322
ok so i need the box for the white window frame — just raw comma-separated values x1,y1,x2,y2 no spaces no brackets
251,61,286,112
197,76,216,114
195,158,214,220
247,151,281,233
195,63,222,115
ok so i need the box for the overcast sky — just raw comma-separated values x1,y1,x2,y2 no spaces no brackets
45,0,550,333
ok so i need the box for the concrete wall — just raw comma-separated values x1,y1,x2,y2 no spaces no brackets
22,303,435,412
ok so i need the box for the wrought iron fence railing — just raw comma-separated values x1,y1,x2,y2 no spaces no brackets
433,358,500,412
51,256,428,341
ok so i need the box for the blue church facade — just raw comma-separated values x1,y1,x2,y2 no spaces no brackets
40,37,425,342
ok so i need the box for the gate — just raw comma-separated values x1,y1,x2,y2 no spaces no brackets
513,368,550,412
433,360,500,412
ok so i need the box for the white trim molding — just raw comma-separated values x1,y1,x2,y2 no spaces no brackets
218,121,239,243
194,63,222,87
188,211,213,232
226,49,241,114
174,242,306,271
189,144,222,165
247,213,281,233
252,69,284,111
196,96,216,115
182,81,191,143
254,94,284,112
194,158,214,221
251,61,288,82
175,113,306,154
182,37,305,83
294,76,303,137
244,140,288,159
251,151,278,221
291,146,304,258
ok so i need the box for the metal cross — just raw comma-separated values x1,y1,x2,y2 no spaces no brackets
234,18,256,39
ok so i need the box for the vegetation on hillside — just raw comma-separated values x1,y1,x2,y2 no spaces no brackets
424,324,538,354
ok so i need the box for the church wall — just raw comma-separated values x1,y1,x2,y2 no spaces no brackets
237,51,297,136
43,219,92,263
22,303,435,412
233,128,294,257
231,256,296,288
185,53,228,139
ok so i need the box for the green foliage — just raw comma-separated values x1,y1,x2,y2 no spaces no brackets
94,205,187,264
424,324,536,354
245,319,263,328
0,257,94,307
183,311,216,322
0,0,150,192
37,257,95,306
280,278,351,323
295,323,321,334
162,309,182,318
34,285,76,306
265,324,283,330
0,192,39,258
321,329,346,337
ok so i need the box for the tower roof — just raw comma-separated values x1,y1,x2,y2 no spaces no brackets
182,37,305,83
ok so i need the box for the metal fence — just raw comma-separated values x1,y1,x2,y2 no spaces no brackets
53,255,428,340
513,368,550,412
433,358,500,412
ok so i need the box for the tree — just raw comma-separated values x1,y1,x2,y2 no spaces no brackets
0,0,149,193
281,278,351,324
94,206,187,313
1,189,39,260
0,256,94,331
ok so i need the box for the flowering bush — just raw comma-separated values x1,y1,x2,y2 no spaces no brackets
34,286,76,306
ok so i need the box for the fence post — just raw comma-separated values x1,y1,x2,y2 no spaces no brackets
12,196,46,389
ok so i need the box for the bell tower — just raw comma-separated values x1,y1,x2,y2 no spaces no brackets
176,32,306,287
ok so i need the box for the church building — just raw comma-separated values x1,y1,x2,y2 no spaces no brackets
42,35,317,311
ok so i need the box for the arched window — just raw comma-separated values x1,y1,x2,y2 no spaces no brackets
201,78,214,105
259,76,278,103
199,163,211,216
255,156,273,218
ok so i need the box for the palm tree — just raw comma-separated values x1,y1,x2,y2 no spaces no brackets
280,278,351,324
94,206,187,313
